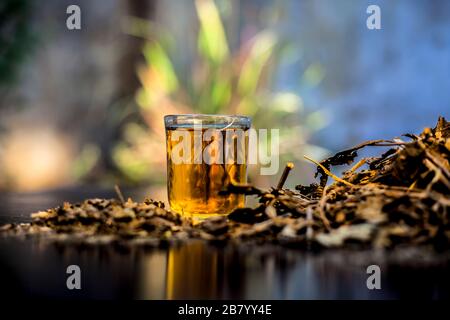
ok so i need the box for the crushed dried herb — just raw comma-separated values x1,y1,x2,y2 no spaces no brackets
1,117,449,250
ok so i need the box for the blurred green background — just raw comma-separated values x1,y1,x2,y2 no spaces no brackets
0,0,448,195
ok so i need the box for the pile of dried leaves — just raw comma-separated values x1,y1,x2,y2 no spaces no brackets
1,117,449,250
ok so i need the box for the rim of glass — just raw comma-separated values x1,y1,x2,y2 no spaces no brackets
164,114,251,129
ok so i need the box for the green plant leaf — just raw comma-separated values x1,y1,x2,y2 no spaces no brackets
142,42,178,93
196,0,229,64
237,30,277,97
210,75,231,113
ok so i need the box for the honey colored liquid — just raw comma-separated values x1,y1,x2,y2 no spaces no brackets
166,127,248,217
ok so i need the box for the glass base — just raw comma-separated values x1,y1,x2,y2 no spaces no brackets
171,211,228,224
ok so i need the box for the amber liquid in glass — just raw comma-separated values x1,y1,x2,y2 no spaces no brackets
166,127,248,217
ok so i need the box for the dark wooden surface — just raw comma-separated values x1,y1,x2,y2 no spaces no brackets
0,188,449,299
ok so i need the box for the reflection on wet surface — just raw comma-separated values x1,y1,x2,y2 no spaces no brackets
0,189,450,299
1,238,450,299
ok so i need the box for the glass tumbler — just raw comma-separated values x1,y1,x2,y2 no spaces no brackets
164,114,251,217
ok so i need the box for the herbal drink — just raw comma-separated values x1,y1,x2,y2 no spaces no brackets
165,115,251,217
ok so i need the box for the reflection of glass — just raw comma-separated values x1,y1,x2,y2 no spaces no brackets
165,242,218,299
164,114,251,217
